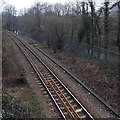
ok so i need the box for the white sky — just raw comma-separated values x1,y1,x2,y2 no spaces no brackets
6,0,73,11
5,0,104,10
1,0,117,12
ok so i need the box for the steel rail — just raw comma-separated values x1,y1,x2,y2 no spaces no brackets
47,80,76,119
49,79,81,119
35,46,120,118
17,36,94,119
7,33,66,119
7,31,94,119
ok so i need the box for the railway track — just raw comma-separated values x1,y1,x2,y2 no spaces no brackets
34,41,120,118
7,31,94,119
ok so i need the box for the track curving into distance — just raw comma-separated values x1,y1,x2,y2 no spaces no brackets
6,31,94,120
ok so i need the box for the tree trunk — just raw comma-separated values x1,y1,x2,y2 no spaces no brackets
96,16,101,59
104,1,109,60
117,2,120,52
89,2,95,56
117,2,120,96
87,33,90,54
71,25,74,41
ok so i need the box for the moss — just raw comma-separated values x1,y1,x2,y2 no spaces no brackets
2,93,29,118
23,88,46,118
2,88,47,119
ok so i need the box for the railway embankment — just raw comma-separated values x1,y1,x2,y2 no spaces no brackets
2,31,48,118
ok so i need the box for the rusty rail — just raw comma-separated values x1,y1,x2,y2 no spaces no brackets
7,31,94,120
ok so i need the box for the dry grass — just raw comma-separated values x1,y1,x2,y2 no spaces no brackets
2,32,46,118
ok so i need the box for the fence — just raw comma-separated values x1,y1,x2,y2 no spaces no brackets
23,32,120,67
63,42,120,67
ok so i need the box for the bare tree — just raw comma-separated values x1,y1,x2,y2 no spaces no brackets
116,1,120,93
89,1,96,55
3,1,120,60
116,2,120,53
104,0,110,59
54,3,63,16
45,15,66,52
2,5,17,32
